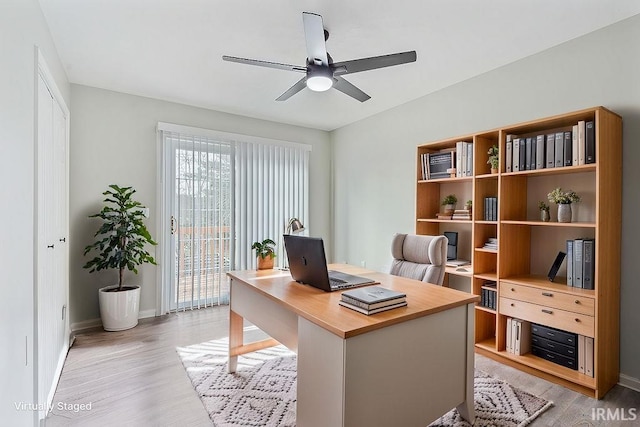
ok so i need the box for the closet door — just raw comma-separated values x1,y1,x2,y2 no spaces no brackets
36,71,69,420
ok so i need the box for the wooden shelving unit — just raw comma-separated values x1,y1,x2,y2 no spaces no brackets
415,106,621,398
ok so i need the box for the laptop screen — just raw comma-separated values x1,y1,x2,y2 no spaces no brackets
283,235,332,292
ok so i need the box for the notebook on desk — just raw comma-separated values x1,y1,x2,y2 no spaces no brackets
283,235,376,292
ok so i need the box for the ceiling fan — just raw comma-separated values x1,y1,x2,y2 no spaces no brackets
222,12,417,102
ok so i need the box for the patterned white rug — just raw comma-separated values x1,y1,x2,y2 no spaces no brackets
177,338,552,427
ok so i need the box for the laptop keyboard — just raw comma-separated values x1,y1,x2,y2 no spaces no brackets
329,277,361,290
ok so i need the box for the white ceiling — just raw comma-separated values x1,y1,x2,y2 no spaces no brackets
39,0,640,131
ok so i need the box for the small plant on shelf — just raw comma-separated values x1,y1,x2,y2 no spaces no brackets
547,188,581,204
441,194,457,215
538,201,550,222
547,188,580,223
487,145,499,173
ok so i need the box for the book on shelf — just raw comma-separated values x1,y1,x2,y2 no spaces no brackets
525,137,533,171
572,125,579,166
482,237,498,250
586,121,595,164
518,137,526,172
585,336,594,377
483,197,498,221
546,133,555,168
506,135,513,172
577,120,586,165
436,213,453,220
536,134,545,169
513,138,520,172
582,239,595,290
514,319,532,356
578,334,586,374
452,209,471,220
506,318,512,353
338,300,408,315
427,150,455,180
554,131,564,167
566,240,574,287
563,131,573,167
573,238,584,288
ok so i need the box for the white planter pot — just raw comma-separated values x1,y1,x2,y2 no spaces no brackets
98,285,140,331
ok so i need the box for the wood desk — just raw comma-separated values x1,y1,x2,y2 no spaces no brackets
227,264,479,427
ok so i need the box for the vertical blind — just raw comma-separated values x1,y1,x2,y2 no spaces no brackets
235,140,310,269
159,123,310,311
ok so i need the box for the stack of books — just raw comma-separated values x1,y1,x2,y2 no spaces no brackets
482,238,498,250
483,197,498,221
452,209,471,220
436,213,452,220
339,286,407,315
480,281,497,310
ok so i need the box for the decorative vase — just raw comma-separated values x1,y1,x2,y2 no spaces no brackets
541,210,550,222
557,203,572,223
444,204,455,215
491,168,498,174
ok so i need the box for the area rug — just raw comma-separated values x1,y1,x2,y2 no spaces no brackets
177,338,552,427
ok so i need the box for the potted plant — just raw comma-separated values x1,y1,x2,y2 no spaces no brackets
547,188,581,223
252,238,276,270
465,199,472,213
83,185,157,331
487,145,499,173
442,194,457,215
538,201,550,222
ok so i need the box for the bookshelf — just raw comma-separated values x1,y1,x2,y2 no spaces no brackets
415,107,621,398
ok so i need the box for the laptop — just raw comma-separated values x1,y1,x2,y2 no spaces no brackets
283,235,376,292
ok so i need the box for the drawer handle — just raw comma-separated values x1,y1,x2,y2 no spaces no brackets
542,292,553,297
575,300,580,304
548,343,555,348
510,303,515,307
511,288,515,292
541,309,553,314
575,318,581,323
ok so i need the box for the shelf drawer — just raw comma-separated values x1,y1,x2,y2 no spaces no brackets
500,297,594,337
500,282,594,316
531,335,577,358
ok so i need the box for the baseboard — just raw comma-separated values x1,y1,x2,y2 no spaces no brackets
71,310,158,333
619,373,640,393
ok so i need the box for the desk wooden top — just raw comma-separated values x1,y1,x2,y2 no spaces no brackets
228,264,479,339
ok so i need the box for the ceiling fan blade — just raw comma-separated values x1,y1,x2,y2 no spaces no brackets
332,77,371,102
302,12,328,66
332,51,416,75
222,55,307,73
276,77,308,101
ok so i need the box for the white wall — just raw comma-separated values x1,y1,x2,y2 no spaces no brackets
331,15,640,383
69,85,331,326
0,0,70,424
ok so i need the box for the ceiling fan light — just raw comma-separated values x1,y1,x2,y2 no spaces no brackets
306,75,333,92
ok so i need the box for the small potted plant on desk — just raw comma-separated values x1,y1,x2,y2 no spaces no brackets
252,238,276,270
83,185,157,331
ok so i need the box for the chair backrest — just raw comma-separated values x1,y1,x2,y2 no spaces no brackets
389,233,448,285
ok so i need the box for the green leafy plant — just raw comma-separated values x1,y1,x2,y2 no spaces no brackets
538,201,550,212
441,194,458,206
487,145,499,169
251,239,277,259
547,188,581,204
466,200,473,207
83,185,157,291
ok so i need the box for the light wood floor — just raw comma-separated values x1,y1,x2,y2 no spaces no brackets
47,306,639,426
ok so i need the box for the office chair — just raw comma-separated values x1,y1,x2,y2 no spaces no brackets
389,233,448,285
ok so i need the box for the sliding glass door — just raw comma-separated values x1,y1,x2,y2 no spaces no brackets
164,133,233,311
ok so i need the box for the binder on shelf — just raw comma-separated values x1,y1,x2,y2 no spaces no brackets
578,335,586,374
506,135,513,172
515,320,531,356
456,141,463,177
572,124,579,166
511,318,518,355
563,131,573,167
536,134,545,169
583,239,595,290
586,121,596,164
525,137,533,171
578,120,586,165
574,239,584,288
566,240,574,287
466,142,473,176
506,318,512,354
546,133,555,168
519,137,527,172
585,336,594,377
554,132,564,167
513,138,520,172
